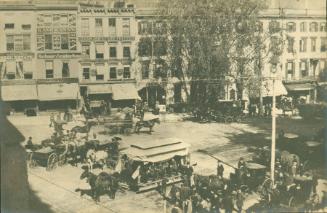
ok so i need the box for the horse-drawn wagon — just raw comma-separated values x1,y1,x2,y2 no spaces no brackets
27,146,64,171
120,138,190,192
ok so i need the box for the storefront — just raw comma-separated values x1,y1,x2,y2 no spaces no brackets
284,81,317,103
112,83,140,108
138,82,166,109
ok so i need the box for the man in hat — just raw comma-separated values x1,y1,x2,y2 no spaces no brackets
217,161,224,179
25,137,33,150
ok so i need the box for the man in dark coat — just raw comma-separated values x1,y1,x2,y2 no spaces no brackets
217,161,224,178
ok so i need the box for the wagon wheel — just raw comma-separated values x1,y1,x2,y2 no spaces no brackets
288,196,295,207
27,153,36,168
47,153,58,171
258,178,272,198
58,153,66,166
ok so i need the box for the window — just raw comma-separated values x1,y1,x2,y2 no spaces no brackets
95,43,104,59
300,22,307,32
122,18,130,36
123,47,130,58
138,37,152,57
22,34,31,50
5,23,14,29
321,37,327,52
286,22,296,32
154,38,167,56
311,37,316,52
309,22,318,32
81,18,89,36
60,15,68,25
108,18,116,35
286,61,294,80
300,60,308,77
138,21,152,35
45,34,52,50
299,38,307,52
95,18,103,36
62,62,69,78
22,24,31,30
320,22,327,32
255,21,263,32
141,61,150,79
61,34,69,50
6,73,15,79
287,37,294,53
109,47,117,58
82,67,90,79
269,21,280,33
96,74,104,80
6,35,14,51
45,61,54,78
82,44,90,56
109,67,117,79
24,73,33,79
123,67,130,79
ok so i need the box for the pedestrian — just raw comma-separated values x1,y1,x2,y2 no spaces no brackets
238,157,246,169
25,137,33,149
49,113,55,127
236,189,245,213
217,161,224,178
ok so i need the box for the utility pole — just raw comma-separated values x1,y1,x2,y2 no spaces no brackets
270,75,276,185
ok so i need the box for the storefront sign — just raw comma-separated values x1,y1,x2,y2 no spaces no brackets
0,53,34,61
37,53,81,59
79,36,135,42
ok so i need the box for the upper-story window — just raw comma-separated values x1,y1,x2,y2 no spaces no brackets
287,36,294,53
6,35,14,51
286,22,296,32
138,37,152,57
45,34,52,50
5,23,14,29
138,21,152,35
299,37,307,52
141,61,150,79
309,22,318,32
286,61,294,80
82,43,90,56
60,15,68,25
311,37,317,52
123,47,130,58
45,61,54,78
108,18,116,36
61,34,69,50
109,47,117,58
23,34,31,50
320,22,327,32
300,22,307,32
96,43,104,59
110,67,117,79
321,37,327,52
22,24,31,30
153,21,167,34
300,60,308,77
82,67,90,79
123,67,130,79
81,18,90,36
269,21,280,34
95,18,103,36
62,62,69,78
122,18,130,36
6,34,31,51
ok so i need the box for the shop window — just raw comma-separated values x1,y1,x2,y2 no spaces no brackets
82,67,90,79
61,34,69,50
108,18,116,36
300,61,308,77
309,22,318,32
110,67,117,79
24,73,33,79
123,46,130,58
299,38,307,52
6,35,14,51
320,22,327,32
123,67,130,79
300,22,306,32
109,47,117,58
45,61,53,78
5,23,14,29
45,34,52,50
286,22,296,32
321,37,327,52
62,62,69,78
122,18,130,36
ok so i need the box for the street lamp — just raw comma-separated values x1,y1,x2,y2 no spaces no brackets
270,64,277,186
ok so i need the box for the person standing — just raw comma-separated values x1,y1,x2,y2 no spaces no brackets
236,189,245,213
217,161,224,178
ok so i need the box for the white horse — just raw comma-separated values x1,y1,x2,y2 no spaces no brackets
86,149,109,170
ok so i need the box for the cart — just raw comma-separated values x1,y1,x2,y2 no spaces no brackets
120,138,190,192
27,147,59,171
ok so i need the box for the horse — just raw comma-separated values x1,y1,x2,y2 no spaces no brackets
86,149,109,170
78,169,114,202
134,118,160,134
71,121,96,134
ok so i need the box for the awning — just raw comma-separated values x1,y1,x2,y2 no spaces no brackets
87,84,112,94
284,83,316,91
1,84,38,101
6,61,16,74
262,79,288,97
38,83,80,101
112,84,140,100
121,138,190,163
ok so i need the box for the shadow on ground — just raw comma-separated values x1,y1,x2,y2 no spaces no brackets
1,102,53,213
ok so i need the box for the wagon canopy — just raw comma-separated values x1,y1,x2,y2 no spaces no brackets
122,138,190,163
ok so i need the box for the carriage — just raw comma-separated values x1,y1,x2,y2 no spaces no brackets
99,108,134,135
119,138,190,192
27,145,67,171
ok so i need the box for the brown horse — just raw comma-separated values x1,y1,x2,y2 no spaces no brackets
134,118,160,134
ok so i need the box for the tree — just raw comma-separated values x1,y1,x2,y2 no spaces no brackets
157,0,267,110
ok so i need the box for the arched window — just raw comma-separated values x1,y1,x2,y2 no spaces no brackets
300,22,306,32
286,22,296,32
309,22,318,32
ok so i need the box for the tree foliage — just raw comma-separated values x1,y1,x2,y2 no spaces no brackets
157,0,267,109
